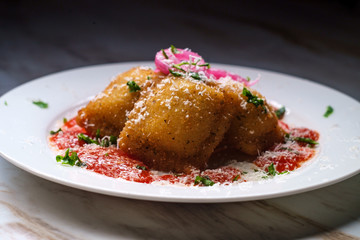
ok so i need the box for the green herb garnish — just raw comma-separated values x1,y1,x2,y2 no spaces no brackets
96,129,101,140
50,128,62,135
194,176,215,186
170,45,179,54
175,61,207,67
147,76,151,80
63,118,68,124
162,49,169,59
280,147,300,155
190,72,201,80
78,133,117,147
126,80,141,93
172,64,186,72
4,101,8,106
78,133,99,144
285,133,318,146
242,88,267,113
263,163,291,178
275,106,286,119
294,137,319,145
173,62,189,67
284,133,291,140
56,149,85,167
99,135,118,147
267,163,276,176
168,69,184,77
32,100,48,109
324,106,334,118
136,165,147,170
246,76,251,82
233,175,240,182
109,136,117,145
198,63,211,69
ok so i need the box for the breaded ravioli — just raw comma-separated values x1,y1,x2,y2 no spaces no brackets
118,76,233,173
76,67,161,137
214,78,284,155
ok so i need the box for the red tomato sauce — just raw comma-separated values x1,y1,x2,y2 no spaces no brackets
49,119,319,186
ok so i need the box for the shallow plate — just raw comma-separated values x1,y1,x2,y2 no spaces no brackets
0,62,359,203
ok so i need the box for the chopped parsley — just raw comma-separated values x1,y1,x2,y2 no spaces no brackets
173,64,186,72
77,133,117,147
324,106,334,118
267,163,276,176
265,163,289,177
63,118,68,123
285,133,318,146
32,100,48,109
4,101,8,106
96,129,101,139
126,80,141,93
198,63,211,69
173,62,189,67
78,133,98,144
275,106,286,119
100,135,118,147
109,135,117,145
280,147,300,155
170,44,179,54
194,176,215,186
169,68,203,81
56,149,85,167
136,165,147,170
50,128,62,135
242,88,267,113
284,133,291,140
190,72,201,80
173,61,210,69
246,76,251,82
169,69,184,77
147,76,151,80
162,49,169,59
233,175,240,182
294,137,319,145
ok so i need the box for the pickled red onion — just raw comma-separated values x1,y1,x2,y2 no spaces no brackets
154,48,207,75
205,68,259,86
154,47,258,86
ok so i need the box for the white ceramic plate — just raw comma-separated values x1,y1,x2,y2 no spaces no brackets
0,62,359,203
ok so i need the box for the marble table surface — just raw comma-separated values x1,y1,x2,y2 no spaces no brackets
1,1,360,239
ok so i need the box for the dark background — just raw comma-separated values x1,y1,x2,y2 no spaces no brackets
0,1,360,239
1,0,359,100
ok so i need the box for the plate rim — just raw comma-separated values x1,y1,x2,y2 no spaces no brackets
0,61,359,203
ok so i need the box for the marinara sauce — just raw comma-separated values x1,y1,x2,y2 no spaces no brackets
49,118,319,186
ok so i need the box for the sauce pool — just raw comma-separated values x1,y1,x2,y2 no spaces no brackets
49,118,319,186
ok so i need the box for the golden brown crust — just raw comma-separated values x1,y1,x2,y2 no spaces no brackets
213,79,285,155
76,67,162,137
77,67,284,173
118,76,233,173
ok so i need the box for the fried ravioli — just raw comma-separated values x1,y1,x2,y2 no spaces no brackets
78,66,284,173
118,76,233,173
215,78,284,155
76,67,161,137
